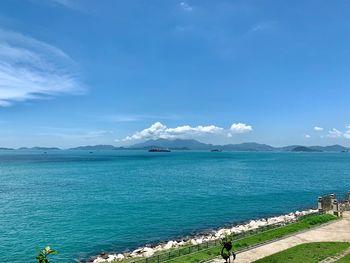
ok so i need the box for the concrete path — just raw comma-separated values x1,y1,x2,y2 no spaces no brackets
207,212,350,263
319,247,350,263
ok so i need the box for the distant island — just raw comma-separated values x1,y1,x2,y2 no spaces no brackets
291,146,321,152
0,139,349,152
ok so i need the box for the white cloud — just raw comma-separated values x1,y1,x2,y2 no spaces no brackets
99,113,179,122
305,134,311,138
345,126,350,139
251,21,276,32
122,122,226,141
51,0,75,7
122,122,253,141
314,126,324,131
327,128,343,138
180,1,193,12
37,129,112,140
45,0,80,10
344,132,350,139
0,28,83,106
230,123,253,133
323,126,350,140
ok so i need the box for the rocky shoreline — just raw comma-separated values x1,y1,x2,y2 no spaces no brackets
90,208,318,263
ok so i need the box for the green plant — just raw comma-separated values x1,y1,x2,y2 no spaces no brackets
36,246,57,263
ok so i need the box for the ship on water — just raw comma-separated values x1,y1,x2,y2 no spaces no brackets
148,148,171,152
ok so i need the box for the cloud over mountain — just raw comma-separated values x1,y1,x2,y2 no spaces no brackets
122,122,224,141
326,127,350,139
121,122,253,142
230,123,253,133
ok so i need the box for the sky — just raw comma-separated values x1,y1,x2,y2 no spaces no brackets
0,0,350,148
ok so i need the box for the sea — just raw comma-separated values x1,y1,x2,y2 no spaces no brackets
0,150,350,262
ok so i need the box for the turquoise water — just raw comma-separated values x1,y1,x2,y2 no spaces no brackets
1,151,350,262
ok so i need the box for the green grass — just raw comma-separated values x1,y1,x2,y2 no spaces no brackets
112,214,336,263
335,253,350,263
254,242,350,263
164,214,336,263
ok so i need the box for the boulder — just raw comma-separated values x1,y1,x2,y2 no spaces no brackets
195,238,203,244
93,257,106,263
190,239,197,245
163,240,175,250
142,247,154,257
178,241,185,246
107,254,118,262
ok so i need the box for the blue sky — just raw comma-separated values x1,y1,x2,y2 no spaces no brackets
0,0,350,148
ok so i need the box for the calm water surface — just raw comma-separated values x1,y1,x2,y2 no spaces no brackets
1,150,350,262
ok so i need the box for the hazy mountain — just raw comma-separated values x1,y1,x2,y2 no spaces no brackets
309,145,349,152
69,145,125,150
130,139,212,150
18,147,61,150
128,139,350,152
220,142,276,151
1,140,348,152
291,146,321,152
0,147,14,150
130,139,279,151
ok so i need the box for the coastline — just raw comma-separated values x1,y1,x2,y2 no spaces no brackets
89,208,318,263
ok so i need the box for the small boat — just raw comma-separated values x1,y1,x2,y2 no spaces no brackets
211,149,222,152
148,148,171,152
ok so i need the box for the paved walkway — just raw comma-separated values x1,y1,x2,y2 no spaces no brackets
319,247,350,263
207,212,350,263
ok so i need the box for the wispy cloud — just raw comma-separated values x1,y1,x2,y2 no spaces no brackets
45,0,80,10
0,28,83,106
121,122,253,142
36,129,113,140
230,123,253,133
180,1,193,12
305,134,311,138
99,113,180,123
251,21,276,32
314,126,324,131
327,128,345,138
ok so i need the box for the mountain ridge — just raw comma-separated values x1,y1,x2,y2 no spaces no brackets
1,139,349,152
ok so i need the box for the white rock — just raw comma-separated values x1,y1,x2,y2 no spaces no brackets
163,240,175,250
248,220,259,229
142,247,154,257
230,227,242,234
107,254,118,262
154,245,163,251
116,254,124,260
93,257,106,263
178,241,185,246
215,229,226,237
195,238,203,244
190,239,197,245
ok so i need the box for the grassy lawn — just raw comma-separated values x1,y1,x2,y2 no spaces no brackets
164,214,336,263
254,242,350,263
335,253,350,263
